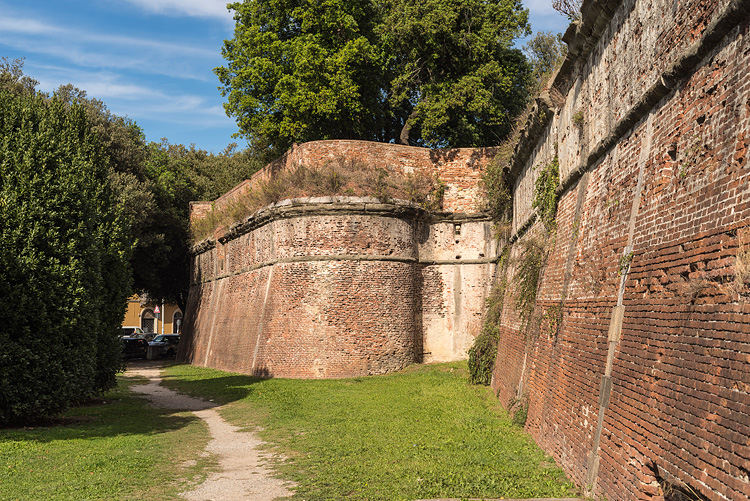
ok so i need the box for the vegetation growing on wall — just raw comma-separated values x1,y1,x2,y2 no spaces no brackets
541,303,563,339
508,393,529,427
479,156,513,223
190,157,446,243
514,237,549,330
471,153,560,384
468,249,510,385
532,156,560,232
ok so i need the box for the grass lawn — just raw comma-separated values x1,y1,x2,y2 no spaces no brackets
0,376,213,500
161,361,577,500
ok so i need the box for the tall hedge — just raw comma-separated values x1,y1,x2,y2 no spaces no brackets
0,90,131,424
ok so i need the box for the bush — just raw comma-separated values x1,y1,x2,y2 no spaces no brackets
467,325,500,385
0,90,131,424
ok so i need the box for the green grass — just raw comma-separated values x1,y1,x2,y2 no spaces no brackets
0,376,213,500
161,361,577,500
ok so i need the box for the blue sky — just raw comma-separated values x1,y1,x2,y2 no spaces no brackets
1,0,570,154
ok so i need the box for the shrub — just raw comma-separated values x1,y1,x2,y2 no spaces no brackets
467,325,500,386
514,237,547,329
0,91,131,424
532,155,559,232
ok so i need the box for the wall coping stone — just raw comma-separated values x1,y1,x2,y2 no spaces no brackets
190,196,494,255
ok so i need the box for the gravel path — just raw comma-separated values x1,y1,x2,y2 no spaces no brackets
127,361,295,500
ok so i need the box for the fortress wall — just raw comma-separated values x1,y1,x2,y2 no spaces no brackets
418,219,499,362
182,198,498,378
493,0,750,498
191,140,498,219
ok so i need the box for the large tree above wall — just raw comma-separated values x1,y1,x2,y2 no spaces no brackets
215,0,533,152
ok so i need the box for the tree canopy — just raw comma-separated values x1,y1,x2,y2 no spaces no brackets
216,0,532,151
49,78,264,313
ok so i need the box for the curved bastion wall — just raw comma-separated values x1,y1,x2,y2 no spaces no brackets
181,197,498,378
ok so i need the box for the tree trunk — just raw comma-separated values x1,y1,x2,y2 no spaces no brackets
399,110,418,145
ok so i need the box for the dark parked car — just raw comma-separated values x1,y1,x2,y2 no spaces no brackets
134,332,156,342
122,336,148,359
148,334,180,357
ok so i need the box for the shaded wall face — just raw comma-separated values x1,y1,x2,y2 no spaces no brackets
418,220,498,362
493,0,750,499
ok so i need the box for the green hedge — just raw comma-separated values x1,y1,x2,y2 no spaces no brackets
0,90,131,424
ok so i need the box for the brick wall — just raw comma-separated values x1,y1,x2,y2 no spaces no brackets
181,198,498,378
492,0,750,499
191,140,498,219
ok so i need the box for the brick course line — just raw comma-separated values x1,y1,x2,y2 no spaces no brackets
191,254,499,286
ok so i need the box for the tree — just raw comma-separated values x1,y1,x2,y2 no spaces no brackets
0,57,39,96
216,0,533,150
523,31,567,95
216,0,393,155
0,90,131,424
381,0,531,147
140,140,265,312
53,82,266,315
552,0,582,21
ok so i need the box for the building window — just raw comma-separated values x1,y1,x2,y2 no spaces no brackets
173,311,183,333
141,309,155,333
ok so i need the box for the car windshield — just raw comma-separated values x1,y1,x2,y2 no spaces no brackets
153,335,168,342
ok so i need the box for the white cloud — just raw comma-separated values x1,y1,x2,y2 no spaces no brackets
0,15,220,81
0,17,66,35
121,0,235,22
0,16,216,59
34,68,231,128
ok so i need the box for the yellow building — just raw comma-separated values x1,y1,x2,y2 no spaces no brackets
122,295,183,334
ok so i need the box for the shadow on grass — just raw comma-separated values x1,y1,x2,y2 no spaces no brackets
154,362,266,407
0,401,199,446
0,362,216,443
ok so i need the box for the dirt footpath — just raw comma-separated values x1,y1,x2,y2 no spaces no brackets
127,361,295,500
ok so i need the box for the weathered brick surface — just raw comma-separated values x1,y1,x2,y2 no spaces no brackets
492,0,750,499
182,0,750,496
191,140,497,216
182,199,498,378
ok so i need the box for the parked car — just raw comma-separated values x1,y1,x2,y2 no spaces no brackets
121,336,148,359
121,327,144,337
148,334,180,357
134,332,156,342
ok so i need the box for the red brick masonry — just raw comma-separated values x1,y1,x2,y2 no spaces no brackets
182,198,498,378
183,0,750,497
491,0,750,499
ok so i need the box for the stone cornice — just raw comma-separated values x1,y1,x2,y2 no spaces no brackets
190,196,493,255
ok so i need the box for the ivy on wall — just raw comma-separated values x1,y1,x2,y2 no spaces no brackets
468,249,510,385
469,155,561,385
532,156,560,233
